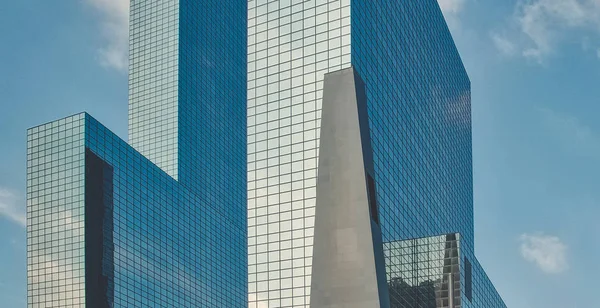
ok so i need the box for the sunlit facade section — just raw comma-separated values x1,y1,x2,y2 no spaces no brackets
128,0,180,178
26,115,86,308
247,0,351,307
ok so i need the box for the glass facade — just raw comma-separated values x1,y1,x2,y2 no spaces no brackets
129,0,180,179
27,1,247,307
247,1,351,307
177,0,247,206
247,0,505,307
27,114,246,307
384,233,505,308
385,234,463,308
129,0,247,198
26,117,86,307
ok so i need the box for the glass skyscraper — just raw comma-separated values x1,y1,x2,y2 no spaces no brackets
26,1,247,307
246,1,506,307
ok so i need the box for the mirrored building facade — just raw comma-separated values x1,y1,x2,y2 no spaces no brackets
26,0,247,307
385,233,506,308
385,234,463,308
26,114,246,307
246,0,506,307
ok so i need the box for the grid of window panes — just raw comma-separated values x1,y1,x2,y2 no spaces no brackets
26,114,86,308
385,234,462,308
247,0,350,307
456,239,505,308
464,256,506,308
352,0,474,257
85,113,247,307
351,0,506,306
27,113,247,307
177,0,247,205
129,0,179,179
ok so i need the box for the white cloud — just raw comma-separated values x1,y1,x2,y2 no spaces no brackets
438,0,466,15
519,233,568,274
0,188,25,227
86,0,129,72
497,0,600,61
491,32,517,56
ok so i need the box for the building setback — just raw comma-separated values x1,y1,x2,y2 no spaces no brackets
26,0,247,307
246,0,506,307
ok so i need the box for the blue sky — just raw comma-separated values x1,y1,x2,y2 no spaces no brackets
0,0,598,307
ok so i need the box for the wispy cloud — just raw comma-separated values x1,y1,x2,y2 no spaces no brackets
438,0,466,15
0,188,25,227
491,32,518,56
494,0,600,62
86,0,129,72
539,108,600,157
520,233,568,274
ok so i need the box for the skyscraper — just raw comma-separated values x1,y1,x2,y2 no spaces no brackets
26,1,247,307
246,1,506,307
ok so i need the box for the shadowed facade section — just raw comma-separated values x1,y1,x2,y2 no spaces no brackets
310,67,389,308
85,149,114,308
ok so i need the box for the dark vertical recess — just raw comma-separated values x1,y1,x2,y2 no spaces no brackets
367,173,379,224
85,149,114,308
465,257,473,302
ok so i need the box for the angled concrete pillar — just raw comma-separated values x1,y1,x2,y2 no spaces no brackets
310,67,390,308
